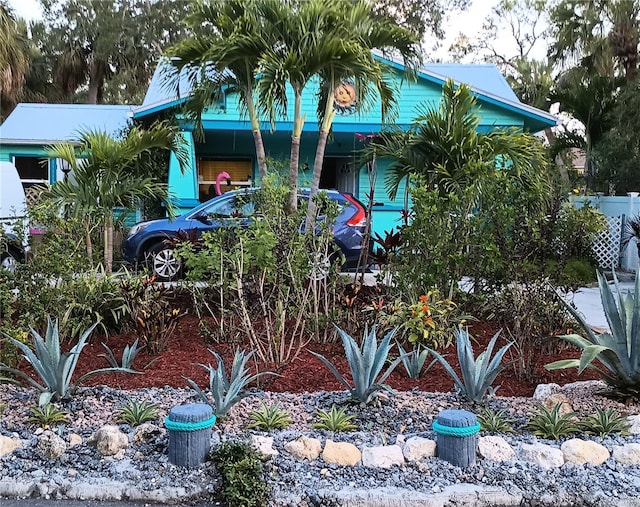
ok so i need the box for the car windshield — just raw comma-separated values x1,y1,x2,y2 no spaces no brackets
201,194,256,219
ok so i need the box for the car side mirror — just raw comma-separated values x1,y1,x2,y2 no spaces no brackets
193,211,211,225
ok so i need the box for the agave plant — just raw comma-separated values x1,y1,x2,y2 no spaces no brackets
313,405,358,432
0,318,137,406
116,398,159,427
546,270,640,400
100,339,142,369
246,403,292,431
185,348,271,418
428,328,513,403
310,325,401,404
396,341,438,379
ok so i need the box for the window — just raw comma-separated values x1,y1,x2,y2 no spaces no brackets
198,159,253,202
201,194,256,219
13,156,49,190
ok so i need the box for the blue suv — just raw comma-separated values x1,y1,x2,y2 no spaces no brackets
122,188,367,280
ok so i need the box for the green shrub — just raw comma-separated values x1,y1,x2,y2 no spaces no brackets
210,440,269,507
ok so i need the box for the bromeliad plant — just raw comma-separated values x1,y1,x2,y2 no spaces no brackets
526,403,579,440
0,318,137,406
428,328,513,403
310,325,402,404
246,403,292,431
185,349,271,418
116,398,159,427
546,270,640,400
313,405,358,432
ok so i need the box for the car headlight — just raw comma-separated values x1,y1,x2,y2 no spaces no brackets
127,223,149,238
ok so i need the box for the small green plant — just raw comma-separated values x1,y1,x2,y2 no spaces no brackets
526,403,579,439
0,317,137,406
428,328,513,403
116,398,159,427
120,276,185,354
210,440,269,507
385,291,461,349
546,269,640,401
27,403,69,428
581,408,630,437
310,325,401,404
396,341,437,379
313,405,358,432
477,407,516,433
186,348,271,418
100,339,142,369
246,403,292,431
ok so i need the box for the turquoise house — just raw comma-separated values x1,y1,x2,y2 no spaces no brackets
0,57,556,236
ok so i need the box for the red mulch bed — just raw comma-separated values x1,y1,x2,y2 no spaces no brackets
70,315,600,398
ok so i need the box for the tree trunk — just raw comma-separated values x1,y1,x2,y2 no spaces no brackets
288,91,305,212
246,83,267,180
87,55,106,104
306,128,330,229
85,217,94,268
104,214,113,274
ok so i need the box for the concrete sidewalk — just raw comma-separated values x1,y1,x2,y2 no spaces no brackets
566,280,635,331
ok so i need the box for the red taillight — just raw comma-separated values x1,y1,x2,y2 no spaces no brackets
343,194,366,227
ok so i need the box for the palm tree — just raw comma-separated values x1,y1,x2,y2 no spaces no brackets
167,0,287,181
0,2,31,120
39,122,189,273
305,0,420,226
366,80,549,212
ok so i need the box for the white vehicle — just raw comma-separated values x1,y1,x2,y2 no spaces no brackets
0,161,28,272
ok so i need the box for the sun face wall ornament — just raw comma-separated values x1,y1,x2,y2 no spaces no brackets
334,81,357,114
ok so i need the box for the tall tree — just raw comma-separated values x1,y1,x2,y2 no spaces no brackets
39,122,188,273
369,0,469,46
166,0,287,180
0,1,32,119
549,0,639,81
34,0,192,104
305,0,420,225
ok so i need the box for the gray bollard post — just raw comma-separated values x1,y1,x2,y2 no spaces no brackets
433,409,480,467
166,403,216,467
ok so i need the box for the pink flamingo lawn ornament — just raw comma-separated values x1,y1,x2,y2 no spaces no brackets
215,171,231,195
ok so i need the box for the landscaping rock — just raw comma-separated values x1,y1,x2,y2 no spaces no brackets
627,415,640,435
533,383,561,400
520,442,564,469
478,435,515,462
251,435,278,457
402,436,436,462
362,445,405,468
322,439,361,466
68,433,83,447
132,423,164,444
36,430,67,459
561,438,610,465
284,436,322,461
87,425,129,456
540,393,574,417
0,435,22,456
613,443,640,465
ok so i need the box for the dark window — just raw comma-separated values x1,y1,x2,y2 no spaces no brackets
14,156,49,184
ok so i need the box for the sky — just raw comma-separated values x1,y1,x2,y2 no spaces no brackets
8,0,502,62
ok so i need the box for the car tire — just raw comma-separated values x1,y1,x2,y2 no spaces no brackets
0,248,20,274
147,242,181,282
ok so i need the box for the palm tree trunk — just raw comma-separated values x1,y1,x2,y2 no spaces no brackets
307,91,337,227
104,214,114,274
84,217,94,268
289,91,305,212
246,86,267,180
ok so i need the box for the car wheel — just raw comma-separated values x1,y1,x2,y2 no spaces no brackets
307,250,340,281
0,248,19,274
147,243,181,281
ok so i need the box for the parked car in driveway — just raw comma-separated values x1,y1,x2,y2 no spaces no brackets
0,161,28,272
122,188,368,281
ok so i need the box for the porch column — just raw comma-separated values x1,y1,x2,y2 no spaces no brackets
168,131,199,213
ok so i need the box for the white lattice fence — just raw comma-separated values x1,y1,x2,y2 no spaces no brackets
592,215,623,269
